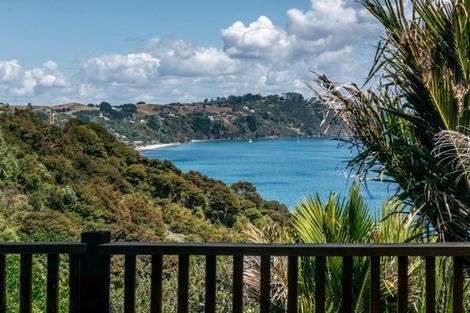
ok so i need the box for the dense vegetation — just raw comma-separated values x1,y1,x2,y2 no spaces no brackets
317,0,469,242
0,108,291,312
245,186,470,313
0,108,289,243
31,92,349,146
1,0,468,311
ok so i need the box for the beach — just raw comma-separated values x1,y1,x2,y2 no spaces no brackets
135,143,180,151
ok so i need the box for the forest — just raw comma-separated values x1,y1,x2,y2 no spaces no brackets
0,0,468,311
0,108,289,244
30,92,349,146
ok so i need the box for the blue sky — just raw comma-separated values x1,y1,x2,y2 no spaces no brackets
0,0,382,104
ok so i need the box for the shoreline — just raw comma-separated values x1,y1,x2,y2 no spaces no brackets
134,135,345,152
135,143,180,151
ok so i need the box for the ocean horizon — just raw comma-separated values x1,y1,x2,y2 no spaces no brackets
141,138,396,210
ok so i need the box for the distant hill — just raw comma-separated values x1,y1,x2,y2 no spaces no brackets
0,109,289,242
28,92,350,146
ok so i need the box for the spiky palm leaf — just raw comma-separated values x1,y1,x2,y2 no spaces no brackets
433,129,470,183
291,185,374,313
245,186,469,312
315,0,470,242
243,224,293,312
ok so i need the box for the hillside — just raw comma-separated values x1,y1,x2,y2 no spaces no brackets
30,93,349,146
0,109,289,242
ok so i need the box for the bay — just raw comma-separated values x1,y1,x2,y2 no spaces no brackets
141,138,396,210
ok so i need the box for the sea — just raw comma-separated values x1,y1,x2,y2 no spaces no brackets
141,138,397,211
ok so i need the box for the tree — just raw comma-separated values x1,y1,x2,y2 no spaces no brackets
147,116,161,130
189,113,211,137
99,102,113,114
246,185,466,312
231,181,257,194
317,0,470,242
246,115,257,132
211,120,225,138
119,104,138,114
0,131,19,187
292,185,374,312
283,92,304,103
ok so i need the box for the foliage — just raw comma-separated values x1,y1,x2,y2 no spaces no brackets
37,93,349,145
315,0,470,241
0,109,290,311
292,185,374,313
0,130,18,188
109,255,258,313
0,110,288,244
246,185,470,312
243,224,293,312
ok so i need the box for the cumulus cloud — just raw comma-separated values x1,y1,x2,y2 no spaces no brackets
221,16,333,61
79,53,160,84
0,60,68,99
145,37,239,76
0,0,382,104
286,0,379,43
221,16,296,60
221,0,380,62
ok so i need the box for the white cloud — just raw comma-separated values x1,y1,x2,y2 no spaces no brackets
79,53,160,84
286,0,379,45
0,0,383,104
221,16,297,60
0,60,69,98
145,38,239,77
0,60,24,82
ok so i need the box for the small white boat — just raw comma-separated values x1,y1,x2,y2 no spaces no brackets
249,139,253,143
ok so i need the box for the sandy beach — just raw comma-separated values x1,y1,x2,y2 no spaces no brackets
135,143,180,151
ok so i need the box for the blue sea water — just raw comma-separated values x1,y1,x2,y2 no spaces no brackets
141,138,396,210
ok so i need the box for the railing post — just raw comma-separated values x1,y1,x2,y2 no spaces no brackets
79,231,111,313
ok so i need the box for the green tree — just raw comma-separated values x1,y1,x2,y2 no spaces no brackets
0,130,19,187
246,115,257,132
317,0,470,241
292,185,374,312
245,185,470,312
189,113,212,137
99,101,113,114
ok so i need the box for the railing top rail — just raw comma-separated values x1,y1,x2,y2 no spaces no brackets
97,242,470,257
0,242,87,254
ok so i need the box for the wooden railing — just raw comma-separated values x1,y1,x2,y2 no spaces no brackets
0,231,469,313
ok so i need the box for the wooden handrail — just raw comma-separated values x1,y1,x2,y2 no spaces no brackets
0,232,468,313
97,242,470,256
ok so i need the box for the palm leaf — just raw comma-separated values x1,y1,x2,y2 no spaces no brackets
315,0,470,242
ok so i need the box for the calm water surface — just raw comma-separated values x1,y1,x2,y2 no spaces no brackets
141,138,396,210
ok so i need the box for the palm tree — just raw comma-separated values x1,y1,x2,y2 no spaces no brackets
292,185,375,312
243,224,293,312
245,185,424,312
315,0,469,241
292,185,428,312
245,185,470,312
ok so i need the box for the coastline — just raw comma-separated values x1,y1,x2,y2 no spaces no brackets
135,143,180,151
134,135,345,151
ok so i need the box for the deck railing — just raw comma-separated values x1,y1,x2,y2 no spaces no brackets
0,231,469,313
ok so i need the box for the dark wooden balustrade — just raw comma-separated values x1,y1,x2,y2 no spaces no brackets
0,231,469,313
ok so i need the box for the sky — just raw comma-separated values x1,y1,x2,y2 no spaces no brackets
0,0,383,105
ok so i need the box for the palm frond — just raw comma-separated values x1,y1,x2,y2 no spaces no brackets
291,185,374,313
433,128,470,182
315,0,470,242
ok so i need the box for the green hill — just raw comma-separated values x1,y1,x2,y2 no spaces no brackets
31,92,349,146
0,109,289,242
